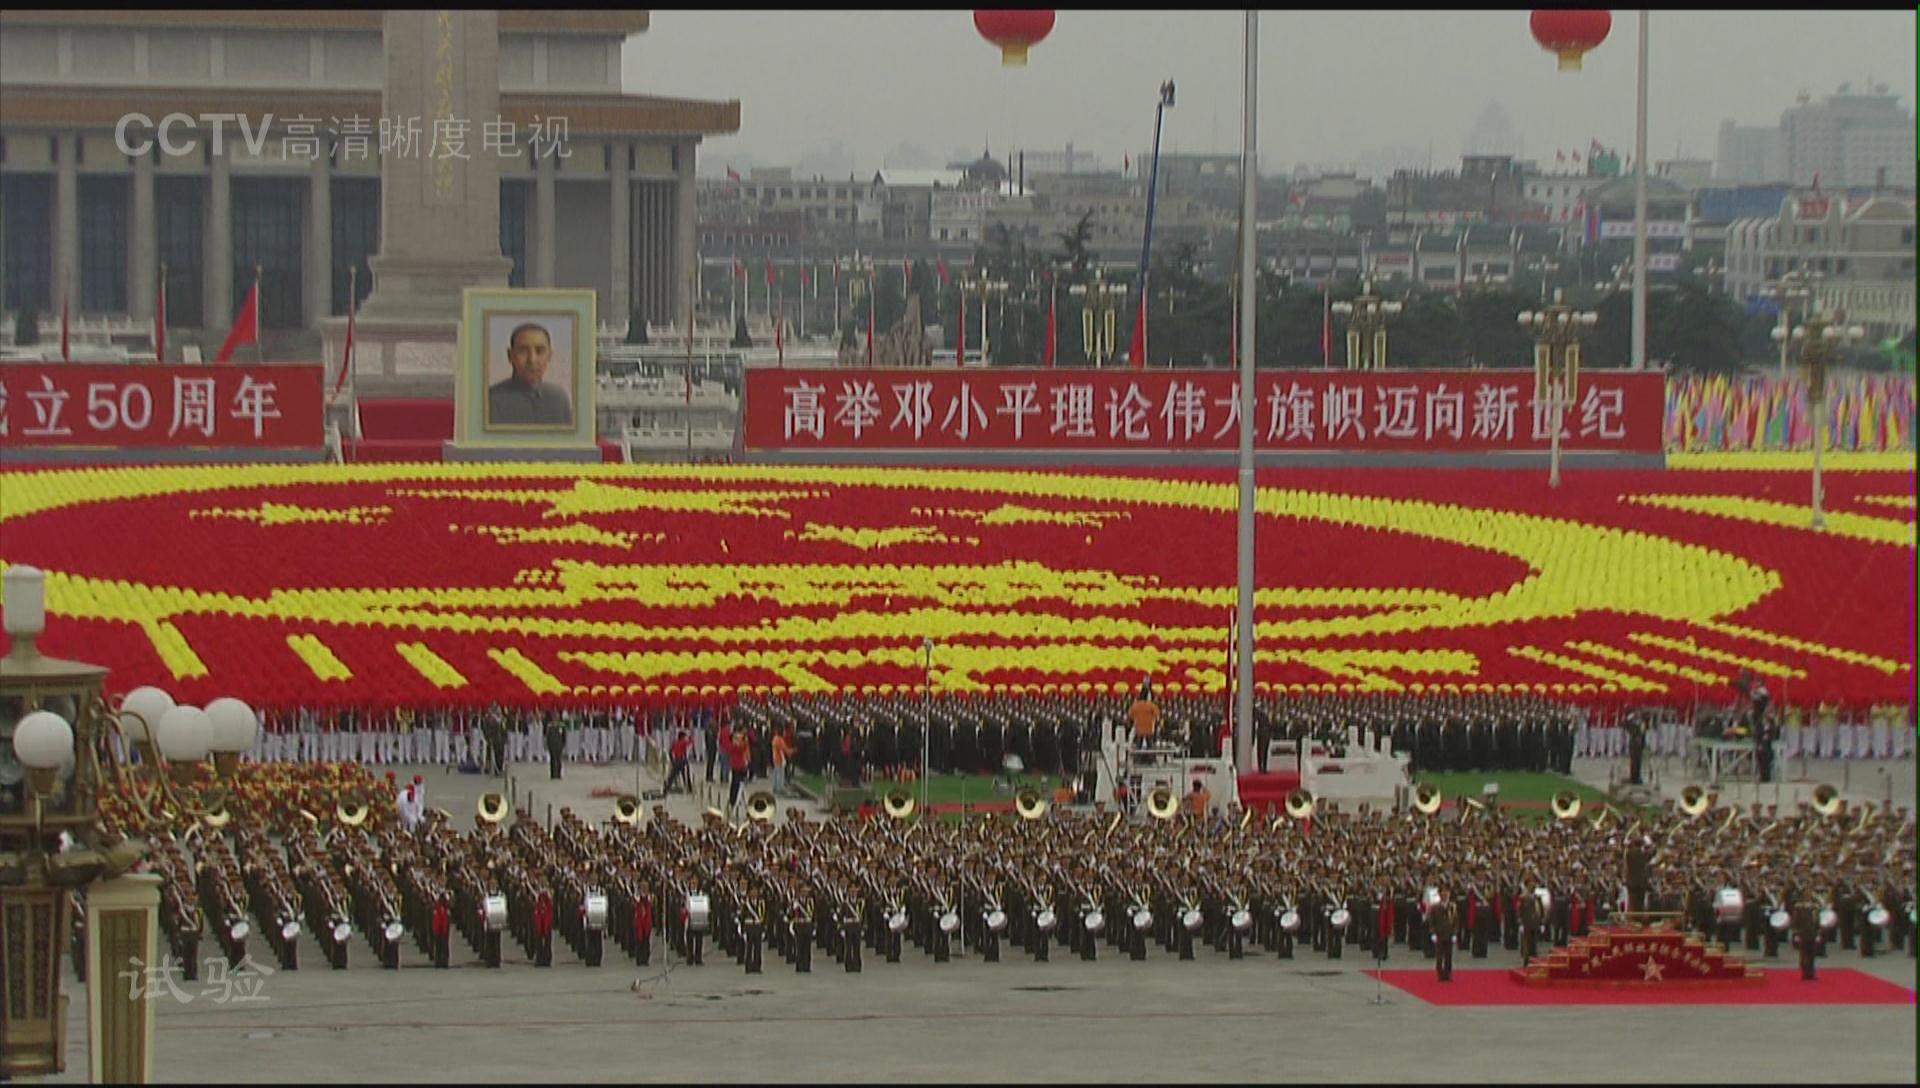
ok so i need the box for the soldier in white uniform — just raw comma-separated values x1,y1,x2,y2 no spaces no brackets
1815,701,1838,761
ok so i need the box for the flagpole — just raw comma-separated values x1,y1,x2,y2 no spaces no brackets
156,261,169,363
1234,9,1259,778
1631,10,1649,371
253,264,265,363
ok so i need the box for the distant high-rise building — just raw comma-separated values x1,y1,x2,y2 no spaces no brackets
1718,88,1915,189
1464,100,1520,158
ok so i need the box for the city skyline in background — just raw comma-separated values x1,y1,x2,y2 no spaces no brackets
624,9,1917,180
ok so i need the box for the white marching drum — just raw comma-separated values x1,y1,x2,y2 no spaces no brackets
887,909,909,934
685,894,712,932
1329,908,1352,929
1132,908,1154,932
1769,910,1790,931
1035,909,1057,932
1818,908,1838,930
983,909,1006,933
1230,909,1253,932
940,910,962,934
1867,907,1890,928
1084,909,1105,934
281,920,301,942
229,920,250,941
1279,909,1301,933
1181,908,1204,932
333,920,353,943
1714,887,1745,924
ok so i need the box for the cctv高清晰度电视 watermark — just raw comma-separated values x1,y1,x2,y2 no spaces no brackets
120,953,276,1005
114,113,570,161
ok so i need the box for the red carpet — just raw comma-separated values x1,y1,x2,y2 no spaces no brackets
1368,967,1916,1006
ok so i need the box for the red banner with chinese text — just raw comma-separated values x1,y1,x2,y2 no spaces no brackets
0,363,325,449
745,369,1664,454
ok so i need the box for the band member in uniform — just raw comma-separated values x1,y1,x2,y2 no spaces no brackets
545,718,567,780
1429,886,1457,982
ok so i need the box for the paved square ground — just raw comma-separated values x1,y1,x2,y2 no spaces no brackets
42,753,1918,1084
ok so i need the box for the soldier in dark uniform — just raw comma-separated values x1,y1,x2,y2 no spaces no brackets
1519,890,1542,965
482,711,507,775
1007,716,1033,774
1429,887,1457,982
1031,716,1058,775
1626,714,1648,785
1056,719,1080,779
703,712,722,783
979,716,1005,776
1468,716,1492,772
545,717,567,779
1624,837,1654,915
866,717,897,779
928,711,952,775
897,714,925,781
1791,898,1819,980
953,715,979,778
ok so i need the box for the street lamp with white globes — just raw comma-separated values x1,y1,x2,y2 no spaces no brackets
1517,290,1600,487
1,563,258,1080
1330,280,1403,370
1772,311,1864,528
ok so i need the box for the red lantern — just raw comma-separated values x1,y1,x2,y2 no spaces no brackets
974,9,1056,67
1530,9,1611,71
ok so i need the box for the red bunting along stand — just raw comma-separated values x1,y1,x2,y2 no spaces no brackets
743,368,1664,465
0,363,327,463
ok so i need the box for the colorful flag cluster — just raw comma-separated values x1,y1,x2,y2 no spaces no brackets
1664,372,1916,452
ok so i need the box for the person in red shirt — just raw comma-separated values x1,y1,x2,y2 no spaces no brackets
725,726,754,811
666,729,694,794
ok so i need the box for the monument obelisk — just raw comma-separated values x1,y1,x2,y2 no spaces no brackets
322,10,514,409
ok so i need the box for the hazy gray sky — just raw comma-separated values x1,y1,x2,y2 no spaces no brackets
623,9,1917,178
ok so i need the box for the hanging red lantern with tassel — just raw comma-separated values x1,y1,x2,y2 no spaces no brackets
1530,10,1611,71
974,10,1056,66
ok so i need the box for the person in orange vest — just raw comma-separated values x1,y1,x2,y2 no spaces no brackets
771,728,796,797
1188,779,1212,819
1131,680,1160,750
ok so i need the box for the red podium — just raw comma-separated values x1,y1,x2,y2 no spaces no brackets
1512,925,1764,988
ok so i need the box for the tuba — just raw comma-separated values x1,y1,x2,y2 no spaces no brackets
1412,783,1442,816
476,792,509,826
1285,788,1317,821
1014,788,1049,821
202,800,233,830
1679,784,1711,818
1551,790,1582,821
747,790,779,823
1810,783,1841,818
612,795,642,826
337,797,370,828
883,788,917,820
1147,784,1180,821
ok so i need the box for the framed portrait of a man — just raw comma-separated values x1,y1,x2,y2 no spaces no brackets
455,288,598,450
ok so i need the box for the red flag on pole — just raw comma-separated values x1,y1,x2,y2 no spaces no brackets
153,272,167,363
903,259,912,289
1044,279,1056,369
775,299,785,368
936,259,949,287
60,297,71,363
1127,290,1147,370
764,259,774,287
957,284,966,365
216,280,260,364
726,165,741,182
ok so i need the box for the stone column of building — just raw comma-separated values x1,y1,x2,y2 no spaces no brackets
54,134,79,313
206,152,233,330
534,147,557,288
609,141,631,328
674,139,697,323
306,152,333,330
130,147,156,327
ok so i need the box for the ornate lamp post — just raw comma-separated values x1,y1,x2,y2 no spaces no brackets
1773,309,1864,528
1767,269,1818,377
1330,279,1402,370
1518,289,1598,487
1069,273,1125,367
1,565,257,1082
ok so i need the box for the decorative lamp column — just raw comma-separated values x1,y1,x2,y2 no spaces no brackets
204,697,259,779
1773,311,1863,528
1331,280,1402,370
1518,289,1598,487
